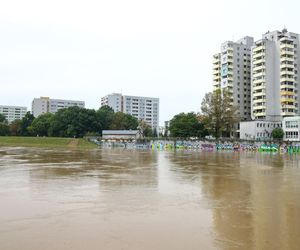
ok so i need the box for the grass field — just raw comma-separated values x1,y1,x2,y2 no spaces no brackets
0,136,97,149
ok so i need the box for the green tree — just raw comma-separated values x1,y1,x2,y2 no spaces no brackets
49,107,101,137
96,105,114,131
0,114,7,123
9,120,22,136
201,89,239,138
0,123,10,135
29,113,54,136
19,112,35,136
169,112,208,138
138,120,153,137
271,127,284,140
110,112,138,130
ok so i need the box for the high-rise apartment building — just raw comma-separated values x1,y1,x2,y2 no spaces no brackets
32,97,85,117
251,29,300,121
0,105,27,123
213,36,254,121
101,93,159,130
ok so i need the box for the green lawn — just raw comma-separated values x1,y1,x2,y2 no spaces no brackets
0,136,97,149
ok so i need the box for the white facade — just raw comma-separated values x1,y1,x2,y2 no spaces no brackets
240,120,282,140
32,97,85,117
0,105,27,123
101,93,159,130
251,29,300,120
282,116,300,141
213,36,254,121
101,93,123,112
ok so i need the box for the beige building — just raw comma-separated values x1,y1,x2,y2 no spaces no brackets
32,97,85,117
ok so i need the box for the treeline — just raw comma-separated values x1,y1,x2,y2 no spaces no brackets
0,106,156,137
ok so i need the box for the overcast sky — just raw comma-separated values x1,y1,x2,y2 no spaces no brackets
0,0,299,124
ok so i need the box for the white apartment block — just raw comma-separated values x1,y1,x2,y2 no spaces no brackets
32,97,85,117
213,36,254,121
0,105,27,123
252,29,300,121
101,93,159,130
101,93,123,112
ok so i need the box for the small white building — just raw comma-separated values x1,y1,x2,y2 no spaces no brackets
0,105,27,123
102,130,142,141
282,116,300,141
240,120,282,140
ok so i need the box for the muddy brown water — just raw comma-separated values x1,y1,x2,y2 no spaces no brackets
0,147,300,250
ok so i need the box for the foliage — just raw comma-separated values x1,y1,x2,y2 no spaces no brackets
49,106,101,137
271,127,284,140
96,105,114,131
0,114,7,123
9,120,22,136
138,120,153,137
169,112,208,138
0,123,10,136
201,89,239,138
110,112,138,130
29,113,54,136
19,112,35,136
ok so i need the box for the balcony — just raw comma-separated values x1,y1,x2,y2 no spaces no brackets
280,43,294,50
253,98,266,103
253,91,266,97
281,91,294,96
253,45,265,52
253,53,265,59
281,50,294,56
281,97,295,103
254,112,266,117
280,56,294,63
253,72,265,78
253,65,265,71
253,105,266,110
281,77,295,82
282,111,296,117
253,59,265,65
253,78,265,85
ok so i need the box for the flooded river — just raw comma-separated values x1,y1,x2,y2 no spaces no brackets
0,147,300,250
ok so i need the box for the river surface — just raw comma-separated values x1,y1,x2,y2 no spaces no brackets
0,147,300,250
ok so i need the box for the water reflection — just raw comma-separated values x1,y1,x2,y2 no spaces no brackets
0,148,300,250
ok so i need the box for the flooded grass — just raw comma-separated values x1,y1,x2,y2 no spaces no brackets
0,136,97,149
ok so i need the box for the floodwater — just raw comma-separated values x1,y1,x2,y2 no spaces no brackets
0,148,300,250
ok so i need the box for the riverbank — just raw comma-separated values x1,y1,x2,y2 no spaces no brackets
0,136,97,149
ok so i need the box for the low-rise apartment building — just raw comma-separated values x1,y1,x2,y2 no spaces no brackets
32,97,85,117
0,105,27,123
101,93,159,131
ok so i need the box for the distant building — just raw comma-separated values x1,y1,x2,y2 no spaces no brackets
251,29,300,120
0,105,27,123
32,97,85,117
213,36,254,121
101,93,159,131
282,116,300,141
102,130,141,140
240,120,282,140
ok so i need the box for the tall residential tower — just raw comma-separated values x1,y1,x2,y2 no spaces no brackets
213,36,254,121
251,29,300,121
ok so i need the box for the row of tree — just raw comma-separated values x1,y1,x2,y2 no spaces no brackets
0,106,156,138
168,89,238,138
